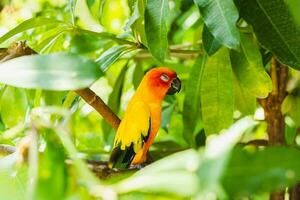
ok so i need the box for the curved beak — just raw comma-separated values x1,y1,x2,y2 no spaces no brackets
167,77,181,95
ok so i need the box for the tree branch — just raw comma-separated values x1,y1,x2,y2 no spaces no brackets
75,88,120,130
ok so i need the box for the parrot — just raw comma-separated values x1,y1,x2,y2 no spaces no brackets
109,67,181,169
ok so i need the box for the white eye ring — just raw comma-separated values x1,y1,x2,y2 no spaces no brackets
160,74,169,82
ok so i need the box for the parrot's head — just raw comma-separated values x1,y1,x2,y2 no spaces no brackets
146,67,181,98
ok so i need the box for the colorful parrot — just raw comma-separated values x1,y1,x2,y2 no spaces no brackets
109,67,181,169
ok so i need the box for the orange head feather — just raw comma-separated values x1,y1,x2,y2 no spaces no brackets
138,67,181,101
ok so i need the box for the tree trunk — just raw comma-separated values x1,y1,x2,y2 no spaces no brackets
289,182,300,200
259,58,288,200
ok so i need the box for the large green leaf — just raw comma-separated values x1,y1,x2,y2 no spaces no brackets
0,17,65,44
194,0,240,49
232,74,256,115
145,0,170,62
200,48,233,135
202,25,222,56
183,56,207,146
235,0,300,69
230,33,272,98
0,53,103,90
223,147,300,197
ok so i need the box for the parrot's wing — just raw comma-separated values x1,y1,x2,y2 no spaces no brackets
110,101,151,169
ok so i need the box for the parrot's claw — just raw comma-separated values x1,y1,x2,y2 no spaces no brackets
129,163,146,169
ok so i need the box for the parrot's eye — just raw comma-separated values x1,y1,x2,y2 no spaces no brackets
160,74,169,82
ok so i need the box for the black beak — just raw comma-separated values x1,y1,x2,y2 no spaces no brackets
167,77,181,95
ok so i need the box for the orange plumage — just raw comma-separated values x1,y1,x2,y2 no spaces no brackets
109,67,181,169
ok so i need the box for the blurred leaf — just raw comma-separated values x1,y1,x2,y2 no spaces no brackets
161,104,175,131
70,33,110,54
0,17,65,44
201,48,233,135
102,64,128,141
223,147,300,197
197,117,255,198
0,87,27,128
0,53,103,90
235,0,300,69
96,45,133,71
68,0,77,24
33,129,67,200
230,33,272,98
86,0,106,23
183,56,206,145
35,26,68,52
285,122,297,145
125,0,141,31
39,32,65,54
115,150,200,197
287,0,300,26
132,0,148,45
43,91,68,106
145,0,170,62
202,25,222,56
282,95,300,126
0,162,27,200
233,74,256,115
194,0,240,49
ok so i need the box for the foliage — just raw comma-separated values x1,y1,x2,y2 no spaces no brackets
0,0,300,199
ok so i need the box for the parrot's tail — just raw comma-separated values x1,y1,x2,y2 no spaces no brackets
109,143,136,169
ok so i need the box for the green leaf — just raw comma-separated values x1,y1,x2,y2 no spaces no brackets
0,17,65,44
96,45,133,71
0,53,103,90
202,24,222,55
132,63,144,89
232,74,256,115
230,33,272,98
0,87,27,128
145,0,170,62
183,56,207,146
235,0,300,69
200,48,233,135
194,0,240,49
223,147,300,196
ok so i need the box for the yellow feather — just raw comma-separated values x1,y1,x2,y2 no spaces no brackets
114,101,151,153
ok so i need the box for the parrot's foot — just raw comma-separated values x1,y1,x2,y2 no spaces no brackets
129,163,146,169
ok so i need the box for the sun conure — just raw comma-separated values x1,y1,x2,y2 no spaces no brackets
109,67,181,169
